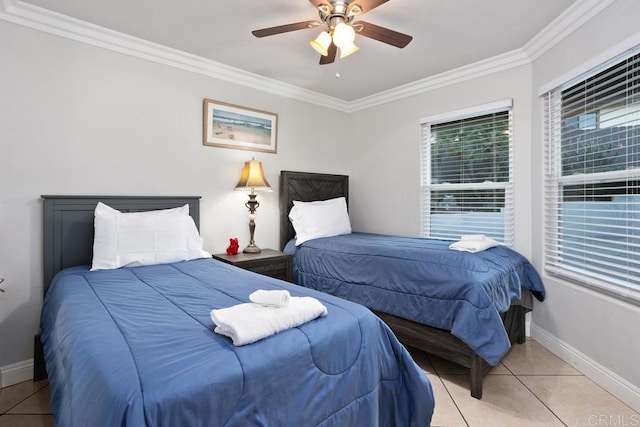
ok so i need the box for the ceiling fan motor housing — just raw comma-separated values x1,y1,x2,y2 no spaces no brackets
319,1,360,30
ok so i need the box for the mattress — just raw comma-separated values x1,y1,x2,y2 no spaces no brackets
41,258,434,426
285,232,546,365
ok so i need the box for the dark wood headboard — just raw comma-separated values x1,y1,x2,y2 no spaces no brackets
41,195,201,295
279,171,349,249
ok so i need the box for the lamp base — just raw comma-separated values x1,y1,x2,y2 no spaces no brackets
243,243,262,254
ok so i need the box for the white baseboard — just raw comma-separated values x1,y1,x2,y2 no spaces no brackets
0,359,33,388
531,324,640,413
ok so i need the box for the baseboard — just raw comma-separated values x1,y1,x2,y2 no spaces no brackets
0,359,34,388
531,324,640,412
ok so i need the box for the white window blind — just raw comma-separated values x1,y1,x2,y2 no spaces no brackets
543,45,640,299
420,104,514,245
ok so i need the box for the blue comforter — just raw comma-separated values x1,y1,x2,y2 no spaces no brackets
41,258,434,426
285,233,545,366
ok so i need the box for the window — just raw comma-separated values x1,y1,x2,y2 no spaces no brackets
543,46,640,300
420,100,514,245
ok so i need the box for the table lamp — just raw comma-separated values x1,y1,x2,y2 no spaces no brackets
234,158,272,253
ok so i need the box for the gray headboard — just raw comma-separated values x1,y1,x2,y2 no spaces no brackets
41,195,201,295
279,171,349,250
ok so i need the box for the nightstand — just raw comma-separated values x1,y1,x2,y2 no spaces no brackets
212,249,293,282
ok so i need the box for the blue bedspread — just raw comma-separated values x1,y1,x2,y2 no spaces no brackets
285,233,545,366
41,258,433,426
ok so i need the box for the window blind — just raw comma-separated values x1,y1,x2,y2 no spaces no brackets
544,46,640,298
421,106,514,245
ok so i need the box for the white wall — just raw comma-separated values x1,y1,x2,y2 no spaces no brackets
0,20,349,370
349,0,640,409
530,0,640,401
348,65,534,259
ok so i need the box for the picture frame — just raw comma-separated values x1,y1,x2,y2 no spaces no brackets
203,99,278,153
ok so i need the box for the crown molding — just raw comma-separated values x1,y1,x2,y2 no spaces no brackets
348,0,619,112
523,0,619,61
0,0,618,113
346,49,530,112
0,0,351,112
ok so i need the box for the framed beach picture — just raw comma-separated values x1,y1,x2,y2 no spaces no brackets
203,99,278,153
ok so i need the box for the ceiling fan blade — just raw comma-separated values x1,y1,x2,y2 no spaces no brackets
347,0,389,15
320,43,337,65
309,0,333,11
356,21,412,48
252,20,320,38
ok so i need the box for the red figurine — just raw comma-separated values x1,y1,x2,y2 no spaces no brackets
226,238,240,255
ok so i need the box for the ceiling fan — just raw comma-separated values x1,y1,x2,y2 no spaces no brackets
251,0,413,65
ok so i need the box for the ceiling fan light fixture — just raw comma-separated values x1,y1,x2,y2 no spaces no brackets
339,42,359,59
310,30,332,56
332,22,356,49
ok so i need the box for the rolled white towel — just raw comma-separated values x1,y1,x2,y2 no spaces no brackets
211,297,328,346
249,289,290,307
449,235,499,253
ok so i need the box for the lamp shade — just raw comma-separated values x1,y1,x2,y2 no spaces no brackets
332,22,356,49
310,31,332,56
234,159,272,192
339,41,359,59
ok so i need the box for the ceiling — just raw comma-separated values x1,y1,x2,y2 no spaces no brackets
19,0,578,101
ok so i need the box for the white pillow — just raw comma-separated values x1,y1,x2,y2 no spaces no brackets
91,202,211,271
288,197,351,246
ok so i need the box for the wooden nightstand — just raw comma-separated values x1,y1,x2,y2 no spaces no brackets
212,249,293,282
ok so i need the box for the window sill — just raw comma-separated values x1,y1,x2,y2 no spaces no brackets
545,266,640,307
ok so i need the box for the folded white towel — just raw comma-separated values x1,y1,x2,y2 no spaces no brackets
460,234,486,241
249,289,290,307
210,297,328,346
449,235,500,253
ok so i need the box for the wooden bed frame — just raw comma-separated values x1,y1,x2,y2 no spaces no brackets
34,195,201,381
279,171,529,399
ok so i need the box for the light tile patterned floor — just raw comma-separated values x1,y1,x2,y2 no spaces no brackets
413,340,639,427
0,340,637,426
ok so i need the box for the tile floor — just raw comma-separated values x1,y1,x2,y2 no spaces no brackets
0,379,52,427
411,339,639,426
0,339,637,426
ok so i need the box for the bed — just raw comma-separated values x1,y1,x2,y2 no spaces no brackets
36,195,434,426
279,171,546,399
